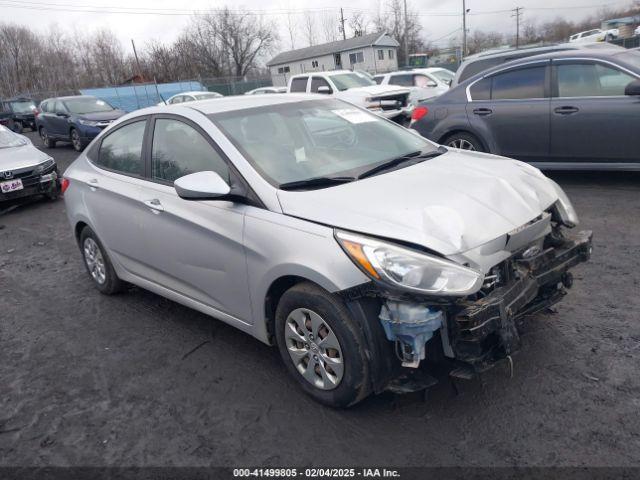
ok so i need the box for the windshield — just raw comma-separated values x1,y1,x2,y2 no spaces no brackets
10,100,36,114
194,92,221,100
329,73,376,91
614,50,640,70
0,128,27,148
211,99,435,186
64,97,115,114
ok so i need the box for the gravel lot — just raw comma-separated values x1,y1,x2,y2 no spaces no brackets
1,131,639,468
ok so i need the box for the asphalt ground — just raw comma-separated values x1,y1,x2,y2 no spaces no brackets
1,131,639,469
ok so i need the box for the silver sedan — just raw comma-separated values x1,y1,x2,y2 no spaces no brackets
0,125,59,202
62,95,591,407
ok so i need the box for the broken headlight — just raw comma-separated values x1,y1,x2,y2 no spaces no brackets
335,230,484,296
549,179,579,228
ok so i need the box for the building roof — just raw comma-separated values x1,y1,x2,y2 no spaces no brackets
267,32,399,66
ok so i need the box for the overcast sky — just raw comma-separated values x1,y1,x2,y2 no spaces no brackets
2,0,631,55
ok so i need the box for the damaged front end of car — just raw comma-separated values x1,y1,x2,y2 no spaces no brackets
336,199,592,394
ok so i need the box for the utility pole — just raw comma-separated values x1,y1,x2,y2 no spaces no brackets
340,8,346,40
511,7,523,48
462,0,467,57
403,0,409,65
131,39,142,77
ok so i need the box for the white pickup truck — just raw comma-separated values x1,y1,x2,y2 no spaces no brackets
287,70,411,123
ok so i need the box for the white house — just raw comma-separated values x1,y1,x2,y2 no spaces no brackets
267,32,400,86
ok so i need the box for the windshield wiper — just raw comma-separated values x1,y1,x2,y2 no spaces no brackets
278,176,356,191
357,146,447,180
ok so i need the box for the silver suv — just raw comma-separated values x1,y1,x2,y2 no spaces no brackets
63,94,592,407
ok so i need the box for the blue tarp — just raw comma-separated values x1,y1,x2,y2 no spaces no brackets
80,81,205,112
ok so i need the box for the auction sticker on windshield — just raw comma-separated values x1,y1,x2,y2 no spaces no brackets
332,108,377,124
1,179,24,193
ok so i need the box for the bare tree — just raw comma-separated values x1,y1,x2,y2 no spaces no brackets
373,0,425,65
319,12,340,44
348,11,369,37
302,11,316,47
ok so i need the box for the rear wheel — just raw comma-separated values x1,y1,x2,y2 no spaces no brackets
40,127,56,148
79,226,124,295
12,122,23,134
444,132,484,151
275,282,371,408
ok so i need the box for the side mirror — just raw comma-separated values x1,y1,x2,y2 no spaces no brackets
317,86,332,94
624,79,640,96
174,171,231,200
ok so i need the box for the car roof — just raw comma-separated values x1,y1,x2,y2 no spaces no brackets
173,91,220,96
135,93,325,116
290,70,354,78
461,47,637,85
42,95,97,102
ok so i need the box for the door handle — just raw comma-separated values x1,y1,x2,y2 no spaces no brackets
88,178,99,190
143,199,164,213
473,107,493,116
554,106,579,115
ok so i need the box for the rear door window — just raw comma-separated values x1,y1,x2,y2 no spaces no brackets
490,66,546,100
97,120,146,175
469,77,491,100
290,77,308,92
389,74,414,87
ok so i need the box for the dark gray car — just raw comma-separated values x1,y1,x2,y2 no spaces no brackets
411,48,640,170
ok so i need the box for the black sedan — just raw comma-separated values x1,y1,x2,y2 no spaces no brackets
410,48,640,170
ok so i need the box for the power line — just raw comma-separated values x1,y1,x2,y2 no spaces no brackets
0,0,630,18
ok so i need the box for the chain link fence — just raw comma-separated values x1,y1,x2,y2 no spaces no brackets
12,75,275,112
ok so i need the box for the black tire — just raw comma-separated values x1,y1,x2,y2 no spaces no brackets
275,282,371,408
70,128,86,152
12,122,23,134
39,127,56,148
79,226,124,295
443,132,484,152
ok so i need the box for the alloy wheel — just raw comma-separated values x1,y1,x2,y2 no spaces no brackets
448,138,476,150
71,130,81,151
83,237,106,285
284,307,344,390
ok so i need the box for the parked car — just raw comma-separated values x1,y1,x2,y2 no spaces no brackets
411,49,640,169
0,125,60,202
373,69,450,107
160,91,223,105
452,42,624,86
0,97,38,132
36,96,125,152
244,87,288,95
287,70,410,123
569,28,618,43
62,94,591,407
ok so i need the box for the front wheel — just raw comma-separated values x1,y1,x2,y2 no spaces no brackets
275,282,371,408
443,132,484,151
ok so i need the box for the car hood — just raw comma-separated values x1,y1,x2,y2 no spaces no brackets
0,143,50,171
78,110,126,121
277,151,559,256
341,85,410,97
